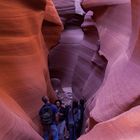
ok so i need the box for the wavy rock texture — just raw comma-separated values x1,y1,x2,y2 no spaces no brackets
79,0,140,139
0,0,140,139
79,106,140,140
0,0,62,139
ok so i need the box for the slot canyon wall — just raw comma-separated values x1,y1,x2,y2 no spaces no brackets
0,0,62,139
0,0,140,140
79,0,140,140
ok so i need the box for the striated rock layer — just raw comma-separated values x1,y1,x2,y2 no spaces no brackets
0,0,62,139
79,0,140,140
0,0,140,140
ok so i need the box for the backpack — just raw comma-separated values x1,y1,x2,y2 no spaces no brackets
40,105,54,125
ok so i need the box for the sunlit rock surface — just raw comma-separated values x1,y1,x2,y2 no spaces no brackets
79,106,140,140
0,0,62,139
79,0,140,139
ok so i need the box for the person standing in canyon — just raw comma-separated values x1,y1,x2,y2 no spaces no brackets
39,96,59,140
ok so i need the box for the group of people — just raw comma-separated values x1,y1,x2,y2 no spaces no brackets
39,96,85,140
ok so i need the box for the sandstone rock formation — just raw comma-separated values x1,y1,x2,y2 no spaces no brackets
0,0,62,139
0,0,140,140
79,0,140,139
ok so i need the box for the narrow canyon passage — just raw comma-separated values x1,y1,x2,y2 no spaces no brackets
48,10,107,100
1,0,140,140
48,6,108,137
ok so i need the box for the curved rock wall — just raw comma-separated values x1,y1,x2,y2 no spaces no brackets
79,0,140,139
1,0,140,139
0,0,62,139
